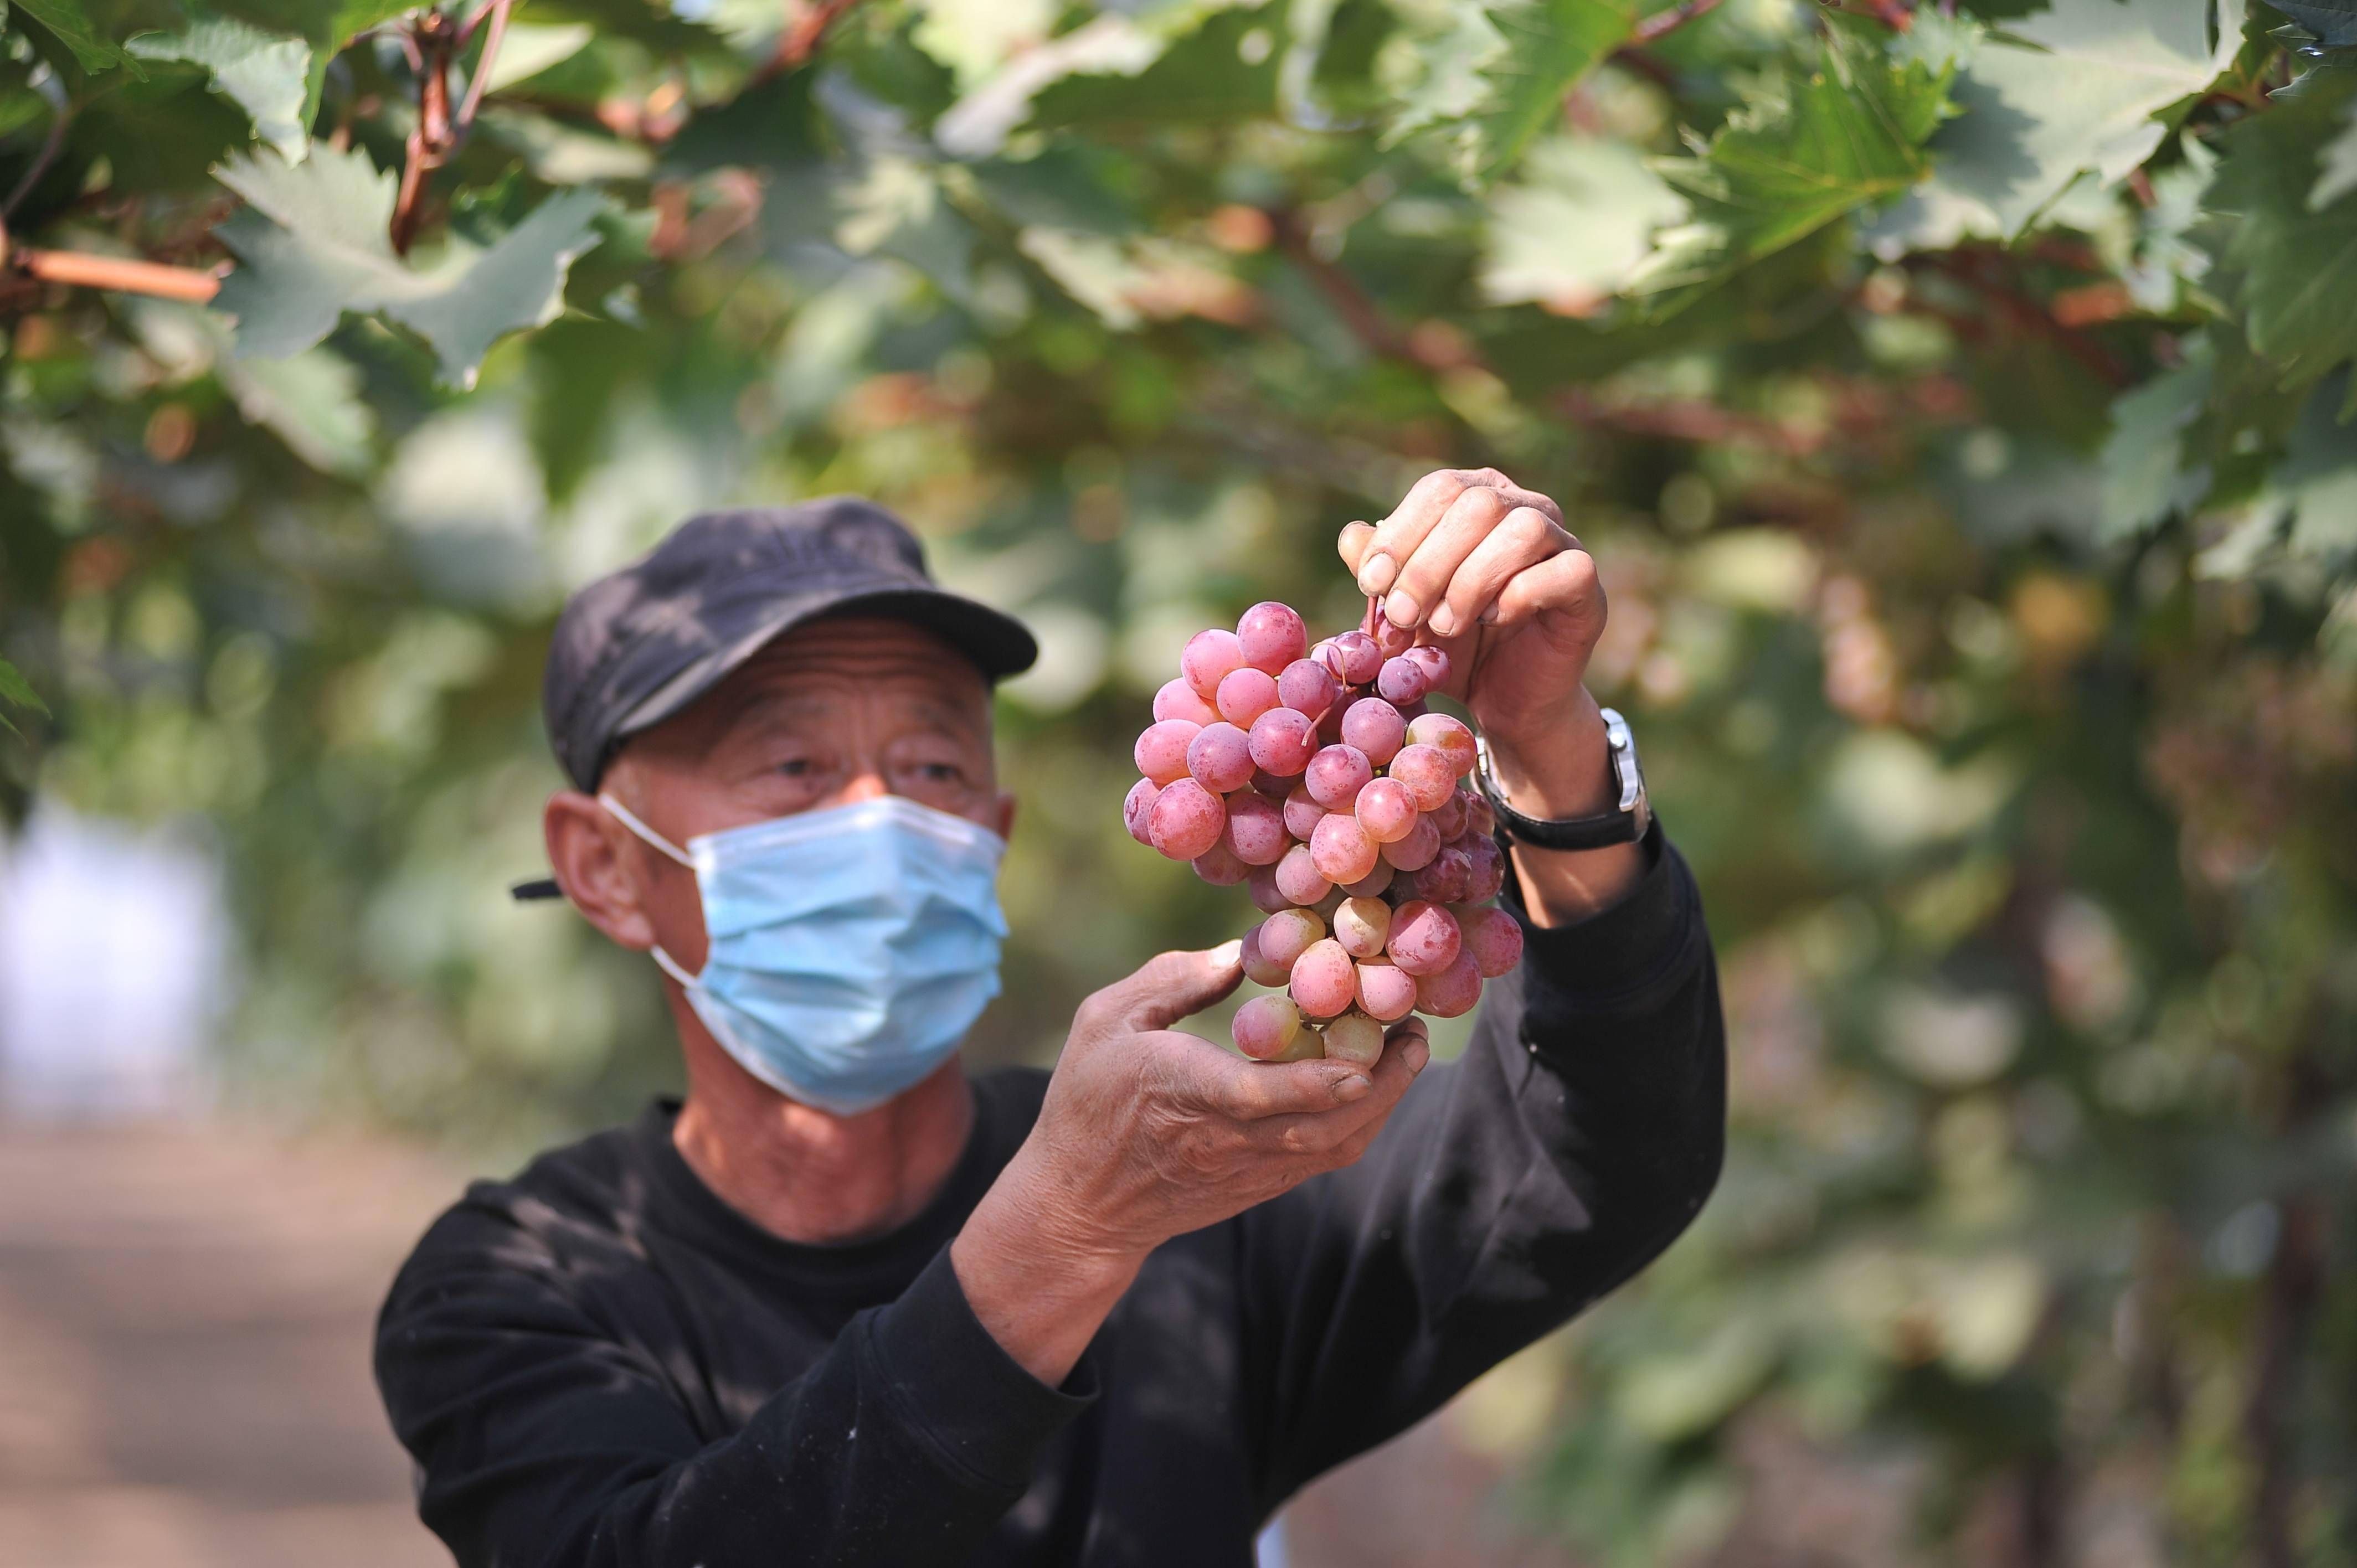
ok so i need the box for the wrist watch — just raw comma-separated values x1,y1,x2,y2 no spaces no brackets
1474,706,1651,850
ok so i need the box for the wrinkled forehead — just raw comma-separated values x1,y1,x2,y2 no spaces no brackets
672,615,994,746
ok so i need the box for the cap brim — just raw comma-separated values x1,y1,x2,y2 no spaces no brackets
613,585,1039,746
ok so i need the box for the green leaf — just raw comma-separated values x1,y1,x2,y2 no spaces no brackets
2313,91,2357,210
298,1,415,129
12,0,134,74
210,141,608,389
0,654,45,735
2271,0,2357,48
1626,22,1953,310
2098,338,2215,541
2213,66,2357,401
128,17,313,163
1415,0,1638,189
934,2,1249,157
1480,134,1689,310
2274,370,2357,560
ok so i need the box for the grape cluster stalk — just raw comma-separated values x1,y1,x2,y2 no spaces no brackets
1124,600,1524,1065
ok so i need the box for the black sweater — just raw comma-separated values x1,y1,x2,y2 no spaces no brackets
375,829,1725,1567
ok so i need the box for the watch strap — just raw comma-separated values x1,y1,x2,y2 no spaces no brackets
1474,708,1651,851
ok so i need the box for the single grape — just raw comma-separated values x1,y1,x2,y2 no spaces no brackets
1369,613,1414,658
1402,643,1451,688
1154,677,1221,727
1310,812,1380,885
1405,712,1476,777
1237,601,1309,674
1332,895,1392,959
1339,697,1406,766
1274,843,1334,906
1269,1024,1327,1061
1419,951,1483,1018
1463,792,1496,840
1354,777,1419,844
1381,813,1442,872
1182,628,1248,703
1135,719,1202,786
1355,961,1418,1023
1376,656,1430,706
1288,938,1357,1019
1341,861,1394,899
1259,906,1327,972
1326,628,1381,684
1247,706,1319,777
1281,785,1328,843
1322,1010,1386,1067
1186,721,1255,793
1248,864,1291,914
1239,925,1291,988
1222,790,1289,865
1277,658,1341,720
1304,744,1373,809
1386,900,1463,976
1123,778,1161,847
1193,843,1248,885
1233,994,1304,1060
1457,905,1525,978
1216,666,1282,728
1427,788,1470,842
1309,638,1347,684
1146,778,1225,860
1417,845,1473,903
1461,834,1506,901
1387,743,1455,811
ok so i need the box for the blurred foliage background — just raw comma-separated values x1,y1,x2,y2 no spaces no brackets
3,0,2355,1562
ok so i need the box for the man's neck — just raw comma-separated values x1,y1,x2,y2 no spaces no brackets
668,1022,978,1246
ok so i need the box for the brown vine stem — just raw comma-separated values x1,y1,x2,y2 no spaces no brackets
751,0,865,84
390,9,458,255
12,244,223,302
456,0,514,132
1633,0,1725,45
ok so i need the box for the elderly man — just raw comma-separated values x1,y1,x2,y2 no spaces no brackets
376,473,1725,1568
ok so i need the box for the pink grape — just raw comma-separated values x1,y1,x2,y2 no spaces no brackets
1233,994,1304,1060
1193,843,1248,885
1310,812,1380,885
1288,938,1357,1018
1462,834,1507,901
1309,637,1342,677
1355,961,1418,1023
1136,719,1202,786
1240,925,1290,987
1216,666,1282,726
1248,706,1319,776
1248,864,1290,914
1416,951,1483,1018
1330,629,1383,684
1417,845,1473,903
1282,786,1327,842
1370,613,1414,657
1322,1010,1385,1067
1459,905,1525,978
1252,767,1293,797
1270,1026,1327,1062
1237,601,1309,674
1278,658,1341,719
1147,778,1225,860
1406,713,1476,776
1388,744,1455,811
1341,861,1393,899
1258,906,1325,969
1223,790,1289,865
1403,643,1451,688
1304,744,1373,809
1332,896,1392,960
1377,656,1430,705
1154,677,1220,726
1123,778,1160,846
1381,813,1442,871
1274,843,1333,906
1354,777,1418,844
1428,788,1470,841
1186,721,1255,792
1182,628,1248,703
1464,793,1496,840
1340,697,1406,765
1386,900,1463,977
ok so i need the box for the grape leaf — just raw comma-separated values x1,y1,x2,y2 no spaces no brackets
0,653,45,736
2276,371,2357,559
12,0,134,74
298,1,416,128
2098,337,2215,541
210,141,607,389
2270,0,2357,48
2314,92,2357,211
2213,67,2357,407
1426,0,1638,189
1625,22,1952,311
128,17,312,163
1480,135,1688,310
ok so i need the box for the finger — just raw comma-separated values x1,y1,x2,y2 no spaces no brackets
1190,1046,1380,1120
1337,520,1377,578
1490,546,1606,643
1358,470,1563,600
1433,507,1572,637
1089,942,1244,1034
1244,1015,1433,1152
1380,484,1511,635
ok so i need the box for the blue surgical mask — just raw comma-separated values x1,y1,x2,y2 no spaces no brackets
600,792,1008,1116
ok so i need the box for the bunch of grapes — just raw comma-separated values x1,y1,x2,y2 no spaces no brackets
1124,601,1524,1066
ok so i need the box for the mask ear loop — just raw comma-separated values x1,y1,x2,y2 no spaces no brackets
598,794,702,984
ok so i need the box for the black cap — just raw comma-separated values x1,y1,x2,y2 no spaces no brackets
542,497,1037,793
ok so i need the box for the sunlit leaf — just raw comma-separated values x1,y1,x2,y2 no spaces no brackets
128,17,313,163
1400,0,1636,188
2213,66,2357,404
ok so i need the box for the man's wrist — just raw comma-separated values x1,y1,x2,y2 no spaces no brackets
1479,689,1615,822
950,1148,1145,1386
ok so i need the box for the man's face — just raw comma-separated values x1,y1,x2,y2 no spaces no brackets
554,615,1013,969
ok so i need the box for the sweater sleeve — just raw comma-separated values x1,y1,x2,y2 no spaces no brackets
1236,824,1727,1511
375,1237,1092,1568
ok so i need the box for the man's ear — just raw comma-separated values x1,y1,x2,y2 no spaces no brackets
993,790,1017,843
545,789,658,952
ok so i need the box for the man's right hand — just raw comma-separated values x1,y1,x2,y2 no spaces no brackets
950,943,1430,1385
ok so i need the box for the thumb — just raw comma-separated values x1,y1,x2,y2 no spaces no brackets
1109,941,1244,1031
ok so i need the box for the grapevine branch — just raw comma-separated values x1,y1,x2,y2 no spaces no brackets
0,219,224,302
390,1,513,256
752,0,865,84
1633,0,1725,45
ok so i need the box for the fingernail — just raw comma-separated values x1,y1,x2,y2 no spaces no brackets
1333,1075,1371,1102
1404,1039,1430,1074
1358,552,1397,596
1479,601,1501,626
1385,590,1420,627
1428,604,1458,637
1211,938,1243,967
